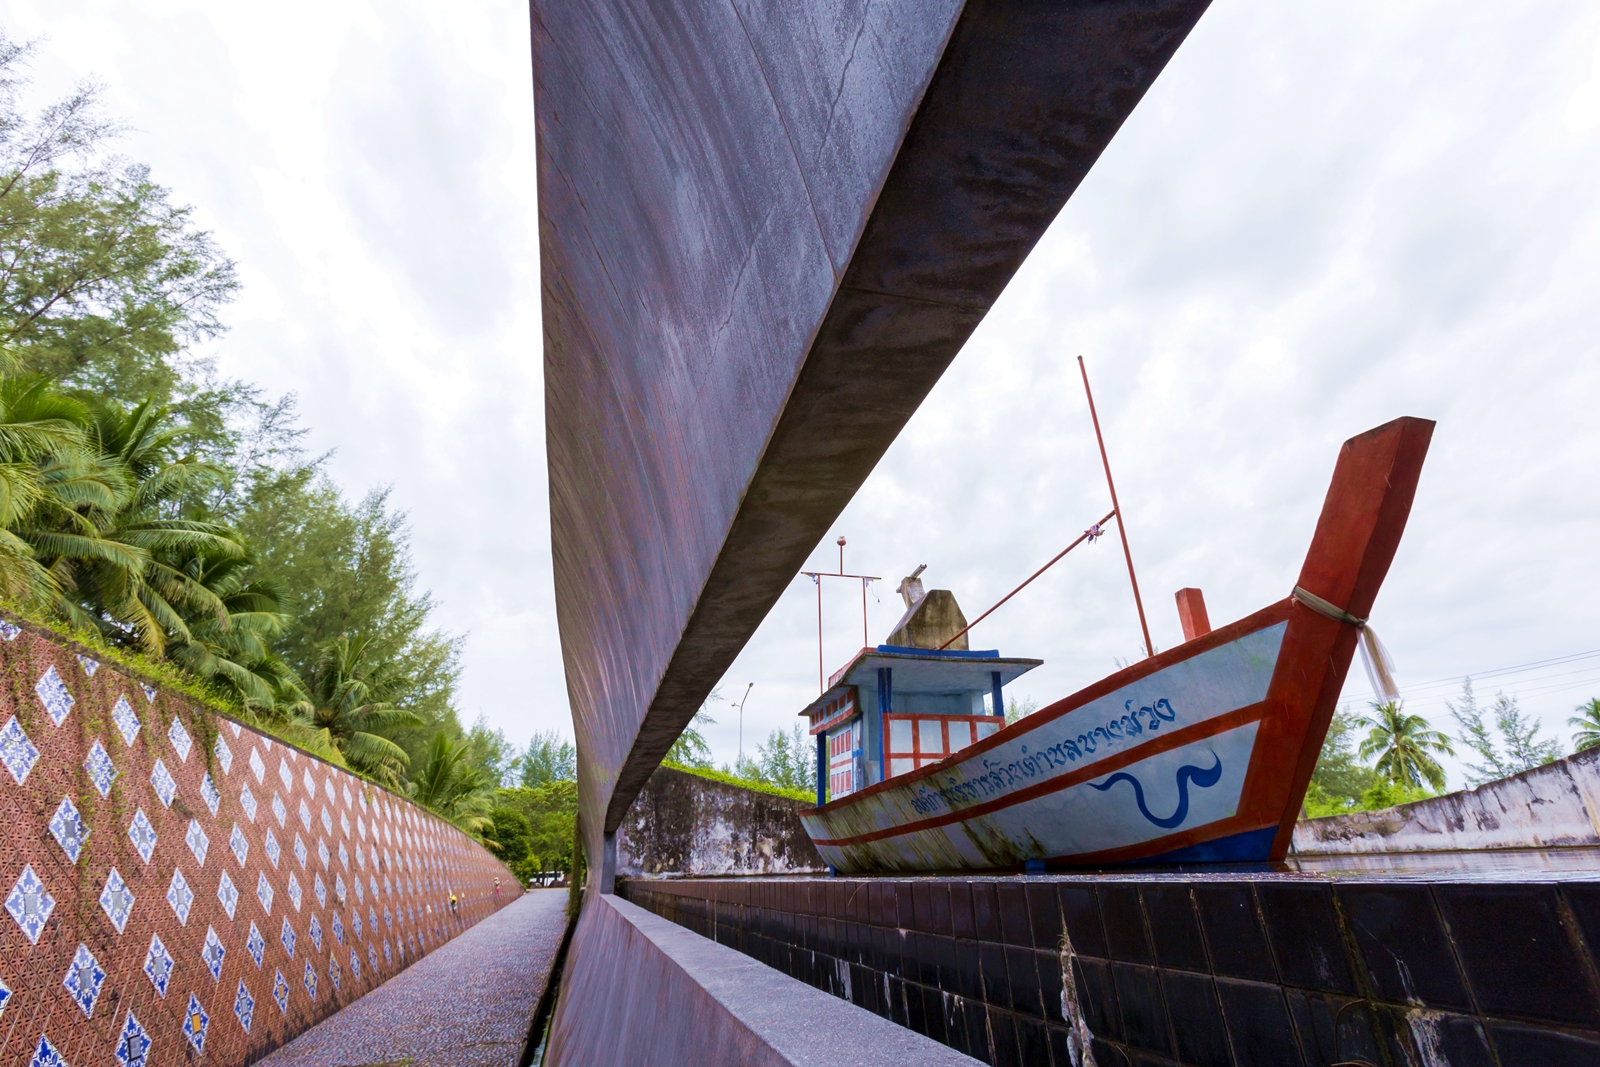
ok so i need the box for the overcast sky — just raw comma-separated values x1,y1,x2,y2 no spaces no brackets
9,0,1600,789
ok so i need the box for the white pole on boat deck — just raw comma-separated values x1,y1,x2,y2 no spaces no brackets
1078,355,1155,660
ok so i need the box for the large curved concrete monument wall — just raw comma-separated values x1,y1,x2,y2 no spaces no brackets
532,0,1211,869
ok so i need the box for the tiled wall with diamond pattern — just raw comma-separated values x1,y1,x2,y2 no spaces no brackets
0,614,521,1067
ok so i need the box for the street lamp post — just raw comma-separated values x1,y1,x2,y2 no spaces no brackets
734,682,754,764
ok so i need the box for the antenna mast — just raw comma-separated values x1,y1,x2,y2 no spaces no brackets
1079,356,1154,659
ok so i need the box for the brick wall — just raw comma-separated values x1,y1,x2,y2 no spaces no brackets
0,614,521,1067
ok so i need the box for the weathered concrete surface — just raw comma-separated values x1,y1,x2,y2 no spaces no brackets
627,868,1600,1066
534,0,1213,866
257,890,567,1067
884,588,969,650
546,894,980,1067
1294,745,1600,855
617,765,824,878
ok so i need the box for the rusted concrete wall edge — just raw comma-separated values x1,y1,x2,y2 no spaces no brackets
1294,745,1600,855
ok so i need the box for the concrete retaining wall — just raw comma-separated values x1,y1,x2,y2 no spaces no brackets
0,613,520,1067
1293,745,1600,855
625,872,1600,1066
546,893,977,1066
615,765,823,877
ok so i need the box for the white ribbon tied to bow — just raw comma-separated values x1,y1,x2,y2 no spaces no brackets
1291,585,1401,704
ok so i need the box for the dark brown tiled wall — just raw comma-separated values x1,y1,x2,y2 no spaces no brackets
0,615,520,1067
622,873,1600,1066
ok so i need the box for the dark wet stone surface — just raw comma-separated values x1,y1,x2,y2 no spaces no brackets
259,890,567,1067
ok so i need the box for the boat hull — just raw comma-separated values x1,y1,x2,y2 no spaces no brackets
799,415,1436,872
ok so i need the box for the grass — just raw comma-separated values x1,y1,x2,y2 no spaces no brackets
661,760,814,803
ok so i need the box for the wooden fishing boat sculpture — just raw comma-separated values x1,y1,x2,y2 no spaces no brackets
798,416,1434,872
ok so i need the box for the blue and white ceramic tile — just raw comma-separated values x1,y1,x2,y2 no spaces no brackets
272,792,287,827
368,942,378,973
287,872,302,911
240,784,259,823
352,909,363,940
280,917,297,958
150,759,178,808
186,819,209,866
349,947,361,981
234,978,255,1033
99,868,135,934
111,695,141,746
264,827,281,868
167,868,194,925
141,683,157,703
27,1035,68,1067
84,739,118,797
299,798,313,831
128,808,158,864
320,807,333,836
338,842,349,870
63,942,108,1016
35,665,74,725
308,915,323,951
314,873,327,908
143,933,175,996
181,992,209,1053
294,834,308,869
340,811,351,838
246,920,266,968
383,939,392,965
331,910,344,945
115,1009,151,1067
302,959,318,1000
229,824,249,867
49,796,89,863
214,734,232,774
272,968,290,1013
76,654,98,677
257,871,274,915
0,716,39,784
278,759,294,792
217,869,239,919
168,716,193,761
202,926,227,980
0,619,19,640
200,772,221,816
329,954,341,990
249,746,266,784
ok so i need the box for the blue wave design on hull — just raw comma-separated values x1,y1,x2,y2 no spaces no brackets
1089,753,1223,829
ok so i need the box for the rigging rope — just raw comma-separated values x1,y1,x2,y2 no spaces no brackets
1291,585,1401,703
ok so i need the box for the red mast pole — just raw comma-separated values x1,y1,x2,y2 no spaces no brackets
1078,356,1154,659
815,576,824,694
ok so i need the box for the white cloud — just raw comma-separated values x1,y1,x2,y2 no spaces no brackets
10,1,1600,791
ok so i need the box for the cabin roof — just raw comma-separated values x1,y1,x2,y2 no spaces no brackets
798,645,1042,718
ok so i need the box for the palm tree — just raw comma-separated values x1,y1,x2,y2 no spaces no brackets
1357,700,1454,791
7,389,248,654
1570,699,1600,753
288,635,420,786
163,548,300,714
408,730,495,836
0,376,87,604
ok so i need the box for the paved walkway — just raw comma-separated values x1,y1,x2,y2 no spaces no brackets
259,890,569,1067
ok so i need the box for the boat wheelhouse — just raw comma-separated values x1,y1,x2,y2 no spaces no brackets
800,644,1042,802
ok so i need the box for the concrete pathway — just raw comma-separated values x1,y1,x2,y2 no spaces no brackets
259,890,568,1067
